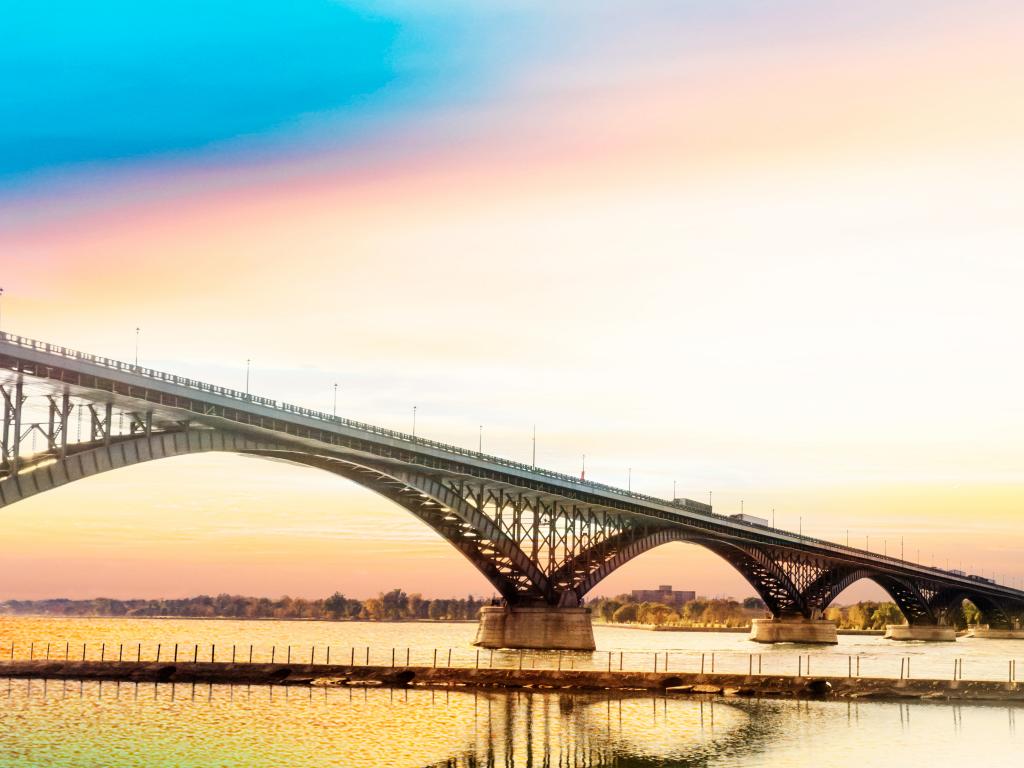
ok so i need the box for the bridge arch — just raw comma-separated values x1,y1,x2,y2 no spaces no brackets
800,568,935,625
0,429,556,605
567,528,807,618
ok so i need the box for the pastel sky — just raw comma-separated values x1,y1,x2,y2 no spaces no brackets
2,1,1024,602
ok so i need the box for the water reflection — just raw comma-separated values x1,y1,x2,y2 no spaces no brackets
2,679,1023,768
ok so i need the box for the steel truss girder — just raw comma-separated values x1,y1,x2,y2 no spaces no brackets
564,528,810,617
0,378,25,473
928,588,1015,629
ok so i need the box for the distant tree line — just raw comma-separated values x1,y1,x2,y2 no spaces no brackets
586,594,945,630
0,590,489,622
588,595,768,628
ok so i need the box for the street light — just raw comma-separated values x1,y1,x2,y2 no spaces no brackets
333,383,338,417
0,286,5,333
412,405,417,437
628,467,631,492
478,425,482,453
245,359,251,396
531,425,536,468
134,327,140,366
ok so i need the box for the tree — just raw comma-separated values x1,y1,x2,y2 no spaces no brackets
612,603,639,623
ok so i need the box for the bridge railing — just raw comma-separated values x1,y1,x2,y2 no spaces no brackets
0,331,717,513
0,332,1011,590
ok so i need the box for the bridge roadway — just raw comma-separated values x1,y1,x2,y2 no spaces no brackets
2,332,1023,649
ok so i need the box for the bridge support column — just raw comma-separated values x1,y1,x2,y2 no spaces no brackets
884,624,957,642
473,605,596,651
749,617,838,644
969,626,1024,640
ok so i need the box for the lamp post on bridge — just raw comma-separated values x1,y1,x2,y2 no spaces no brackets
333,383,338,417
245,359,251,396
531,424,536,468
412,405,417,437
628,467,631,492
0,286,4,333
134,327,140,367
478,425,482,453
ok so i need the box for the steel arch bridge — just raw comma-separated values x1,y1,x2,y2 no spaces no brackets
2,332,1023,630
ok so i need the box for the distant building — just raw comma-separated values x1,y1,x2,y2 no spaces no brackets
630,585,696,608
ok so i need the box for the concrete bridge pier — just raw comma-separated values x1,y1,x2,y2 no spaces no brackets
749,616,838,644
884,624,957,641
473,605,596,651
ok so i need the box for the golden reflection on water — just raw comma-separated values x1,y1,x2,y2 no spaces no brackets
0,680,744,768
2,677,1023,767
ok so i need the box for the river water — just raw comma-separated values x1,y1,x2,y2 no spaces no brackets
1,617,1022,766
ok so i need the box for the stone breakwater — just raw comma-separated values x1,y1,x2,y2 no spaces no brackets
1,660,1023,704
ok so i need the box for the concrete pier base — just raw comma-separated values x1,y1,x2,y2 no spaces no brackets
749,617,838,644
968,626,1024,640
473,606,596,650
884,624,957,642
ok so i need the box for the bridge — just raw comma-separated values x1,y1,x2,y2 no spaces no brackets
2,332,1023,649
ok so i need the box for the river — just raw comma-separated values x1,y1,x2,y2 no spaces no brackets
1,617,1022,766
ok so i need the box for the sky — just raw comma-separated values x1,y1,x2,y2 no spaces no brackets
2,1,1024,602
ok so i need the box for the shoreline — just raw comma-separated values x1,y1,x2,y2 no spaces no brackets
0,659,1020,704
601,624,885,636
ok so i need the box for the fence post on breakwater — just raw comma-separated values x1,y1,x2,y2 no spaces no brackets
137,643,141,662
249,645,253,664
477,649,481,669
46,643,50,660
211,645,216,663
654,653,658,673
391,648,395,668
489,649,494,669
701,653,705,674
286,646,291,664
900,658,905,680
447,649,452,668
65,642,69,661
119,644,123,662
856,656,860,677
100,643,104,662
433,649,437,668
607,651,611,672
174,644,178,663
82,643,86,661
350,647,354,667
619,652,623,671
271,647,276,664
311,646,315,665
365,647,369,665
798,656,802,677
326,647,330,666
712,653,715,674
194,645,199,663
406,648,410,666
157,644,161,663
521,650,525,671
30,642,35,661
